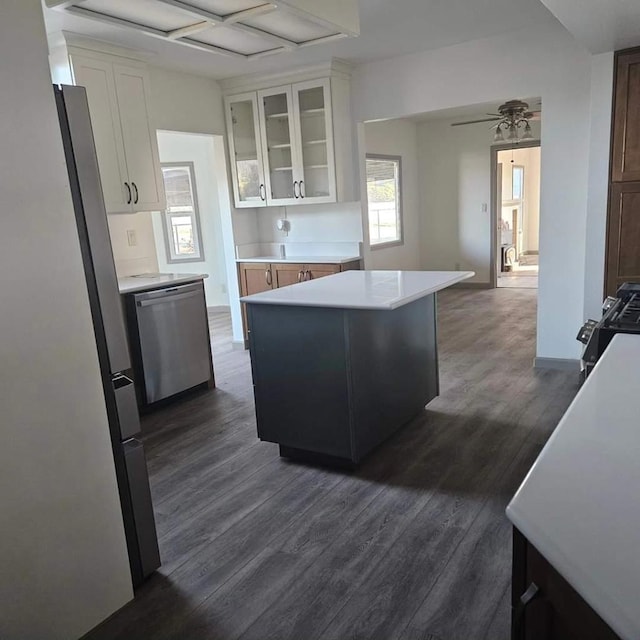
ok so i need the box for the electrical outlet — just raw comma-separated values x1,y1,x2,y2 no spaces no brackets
126,229,137,247
482,203,488,212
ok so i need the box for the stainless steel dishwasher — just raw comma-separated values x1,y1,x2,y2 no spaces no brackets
128,281,214,405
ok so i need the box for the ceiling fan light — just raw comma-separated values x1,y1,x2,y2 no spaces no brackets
522,122,533,139
494,126,505,142
507,125,518,141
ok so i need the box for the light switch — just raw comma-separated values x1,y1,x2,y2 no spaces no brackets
127,229,137,246
481,203,488,212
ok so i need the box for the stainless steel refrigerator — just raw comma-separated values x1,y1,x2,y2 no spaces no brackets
54,84,160,587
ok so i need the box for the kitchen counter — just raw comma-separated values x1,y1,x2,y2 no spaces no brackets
241,270,474,310
118,273,207,294
506,334,640,640
236,255,361,265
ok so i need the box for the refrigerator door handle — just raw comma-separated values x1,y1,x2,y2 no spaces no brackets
113,374,141,440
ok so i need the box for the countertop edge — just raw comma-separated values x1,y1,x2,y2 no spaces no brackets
235,256,362,265
118,274,207,294
240,271,474,309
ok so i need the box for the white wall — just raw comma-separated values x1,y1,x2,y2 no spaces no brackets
0,2,133,638
108,212,159,276
362,119,421,269
417,118,494,282
351,16,611,360
583,52,615,320
153,131,229,308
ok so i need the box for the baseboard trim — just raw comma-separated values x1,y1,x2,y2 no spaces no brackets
533,357,581,371
451,282,492,290
208,305,231,313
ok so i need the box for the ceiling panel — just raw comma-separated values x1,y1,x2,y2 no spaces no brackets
81,0,195,31
189,25,274,55
184,0,269,19
244,11,335,43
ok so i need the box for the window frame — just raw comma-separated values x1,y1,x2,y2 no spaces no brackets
365,153,404,250
160,161,205,264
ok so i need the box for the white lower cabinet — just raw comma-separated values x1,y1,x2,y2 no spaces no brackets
55,46,165,214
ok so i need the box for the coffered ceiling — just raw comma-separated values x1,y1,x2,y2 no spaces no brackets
43,0,559,79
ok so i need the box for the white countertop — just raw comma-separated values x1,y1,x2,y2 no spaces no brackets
241,270,474,309
236,255,361,264
507,334,640,640
118,273,207,294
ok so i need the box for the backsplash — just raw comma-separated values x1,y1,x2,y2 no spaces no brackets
107,212,159,277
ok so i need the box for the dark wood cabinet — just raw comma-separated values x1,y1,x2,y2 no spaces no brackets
612,50,640,182
237,259,362,343
511,528,620,640
605,48,640,295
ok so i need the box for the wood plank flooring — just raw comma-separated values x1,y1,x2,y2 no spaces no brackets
86,288,579,640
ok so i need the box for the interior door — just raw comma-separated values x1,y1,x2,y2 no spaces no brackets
113,64,165,212
70,54,131,213
225,92,266,208
291,78,336,204
258,85,300,206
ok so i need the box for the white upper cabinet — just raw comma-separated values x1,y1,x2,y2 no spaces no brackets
112,64,164,212
51,40,165,214
257,85,300,206
291,78,336,204
225,92,267,208
223,62,354,208
70,55,131,213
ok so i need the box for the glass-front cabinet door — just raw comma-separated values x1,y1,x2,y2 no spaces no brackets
291,79,336,204
225,92,266,208
257,86,300,206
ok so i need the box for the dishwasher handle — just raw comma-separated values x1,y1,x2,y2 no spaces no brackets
137,290,201,307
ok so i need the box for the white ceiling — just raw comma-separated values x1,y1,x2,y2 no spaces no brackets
42,0,557,80
540,0,640,53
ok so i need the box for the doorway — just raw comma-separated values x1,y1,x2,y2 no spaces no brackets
492,142,541,288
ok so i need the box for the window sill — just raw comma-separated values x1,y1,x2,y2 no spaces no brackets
369,240,404,251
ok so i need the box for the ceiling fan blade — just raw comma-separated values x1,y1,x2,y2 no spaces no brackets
451,117,502,127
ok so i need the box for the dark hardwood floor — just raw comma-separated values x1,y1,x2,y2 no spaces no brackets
86,288,579,640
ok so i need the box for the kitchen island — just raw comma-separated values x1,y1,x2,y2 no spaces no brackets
242,270,473,466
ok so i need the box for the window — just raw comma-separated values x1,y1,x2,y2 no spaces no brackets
160,163,204,263
366,155,402,247
512,165,524,200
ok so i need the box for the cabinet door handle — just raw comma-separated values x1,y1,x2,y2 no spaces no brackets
259,184,266,201
299,180,305,198
305,270,311,281
131,182,139,204
297,270,304,283
513,582,542,636
293,181,299,199
265,269,272,286
124,182,132,204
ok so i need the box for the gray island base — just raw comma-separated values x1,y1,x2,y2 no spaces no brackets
243,270,474,467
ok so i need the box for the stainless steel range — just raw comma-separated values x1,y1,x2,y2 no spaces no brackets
578,283,640,377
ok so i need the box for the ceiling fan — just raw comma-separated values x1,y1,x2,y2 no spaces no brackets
451,100,541,141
